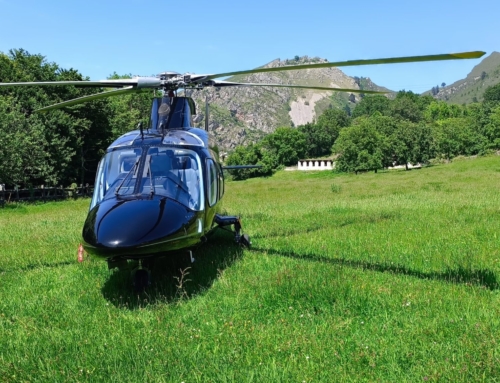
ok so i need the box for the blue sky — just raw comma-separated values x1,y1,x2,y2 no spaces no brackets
0,0,497,93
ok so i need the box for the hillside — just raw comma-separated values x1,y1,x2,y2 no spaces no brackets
426,51,500,104
190,56,390,150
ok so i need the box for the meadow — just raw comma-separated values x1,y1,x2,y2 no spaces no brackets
1,156,500,382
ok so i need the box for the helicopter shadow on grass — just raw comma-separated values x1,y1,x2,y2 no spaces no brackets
101,229,244,309
251,247,499,291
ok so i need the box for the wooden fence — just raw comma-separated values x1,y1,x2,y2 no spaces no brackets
0,184,93,207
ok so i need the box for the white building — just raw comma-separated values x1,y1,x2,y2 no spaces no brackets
297,159,334,171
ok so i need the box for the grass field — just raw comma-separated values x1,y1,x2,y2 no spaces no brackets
1,156,500,382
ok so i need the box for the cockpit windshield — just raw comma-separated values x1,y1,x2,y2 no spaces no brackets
142,147,203,210
90,147,204,211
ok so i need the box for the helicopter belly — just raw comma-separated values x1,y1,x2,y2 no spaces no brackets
82,198,203,259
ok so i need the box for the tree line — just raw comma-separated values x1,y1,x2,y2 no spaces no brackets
0,49,152,188
1,49,500,186
226,84,500,179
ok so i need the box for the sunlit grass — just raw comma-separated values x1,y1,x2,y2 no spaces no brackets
1,156,500,381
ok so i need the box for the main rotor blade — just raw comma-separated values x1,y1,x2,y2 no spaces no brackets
0,77,161,89
205,51,486,80
37,86,139,112
212,80,385,94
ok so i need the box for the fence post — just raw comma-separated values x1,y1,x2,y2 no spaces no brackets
0,184,4,208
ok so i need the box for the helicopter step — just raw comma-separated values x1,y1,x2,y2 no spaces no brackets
214,214,251,247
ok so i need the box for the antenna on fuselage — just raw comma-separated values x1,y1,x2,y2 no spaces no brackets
138,121,144,139
205,95,209,132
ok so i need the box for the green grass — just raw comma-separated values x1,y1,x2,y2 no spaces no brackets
1,156,500,382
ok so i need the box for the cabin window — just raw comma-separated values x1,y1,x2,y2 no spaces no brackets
206,159,218,207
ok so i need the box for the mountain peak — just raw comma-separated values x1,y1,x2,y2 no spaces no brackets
192,57,388,150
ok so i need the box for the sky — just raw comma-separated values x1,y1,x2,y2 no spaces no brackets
0,0,498,93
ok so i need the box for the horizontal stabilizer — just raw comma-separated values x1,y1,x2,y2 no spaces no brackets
222,165,263,170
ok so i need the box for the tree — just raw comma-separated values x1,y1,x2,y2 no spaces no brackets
390,121,432,169
441,82,446,88
298,108,350,158
431,118,485,160
106,72,153,138
424,100,467,121
261,127,307,167
389,95,422,122
389,91,431,123
0,98,51,186
351,95,390,118
483,83,500,104
357,115,398,167
0,49,114,186
483,105,500,149
332,118,384,173
225,144,271,180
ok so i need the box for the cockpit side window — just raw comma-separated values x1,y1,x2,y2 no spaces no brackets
90,148,142,209
206,159,219,207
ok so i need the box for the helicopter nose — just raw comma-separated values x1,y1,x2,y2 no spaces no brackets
82,198,196,252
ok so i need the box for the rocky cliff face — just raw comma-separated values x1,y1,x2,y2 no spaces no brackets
190,56,386,151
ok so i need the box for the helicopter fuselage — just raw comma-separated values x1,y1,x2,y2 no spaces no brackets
81,97,226,263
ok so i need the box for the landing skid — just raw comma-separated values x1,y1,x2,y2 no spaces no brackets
214,214,252,247
106,250,196,292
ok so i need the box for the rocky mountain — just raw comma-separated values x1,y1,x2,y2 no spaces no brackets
425,51,500,104
189,56,389,151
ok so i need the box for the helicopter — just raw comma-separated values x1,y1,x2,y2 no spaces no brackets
0,50,485,290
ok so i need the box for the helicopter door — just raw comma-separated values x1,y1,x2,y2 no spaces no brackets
218,163,225,200
206,159,218,207
205,158,220,232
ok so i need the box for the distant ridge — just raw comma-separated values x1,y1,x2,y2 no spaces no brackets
424,51,500,104
191,56,390,150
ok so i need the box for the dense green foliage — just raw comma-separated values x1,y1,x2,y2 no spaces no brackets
106,72,153,138
228,87,500,178
1,157,500,381
483,82,500,104
333,119,384,172
0,49,113,186
351,94,390,118
0,50,152,188
226,109,351,179
300,108,351,157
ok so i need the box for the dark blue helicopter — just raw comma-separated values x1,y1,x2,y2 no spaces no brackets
0,51,485,289
82,95,249,267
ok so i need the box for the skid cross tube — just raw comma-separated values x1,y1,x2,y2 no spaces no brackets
214,214,242,242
